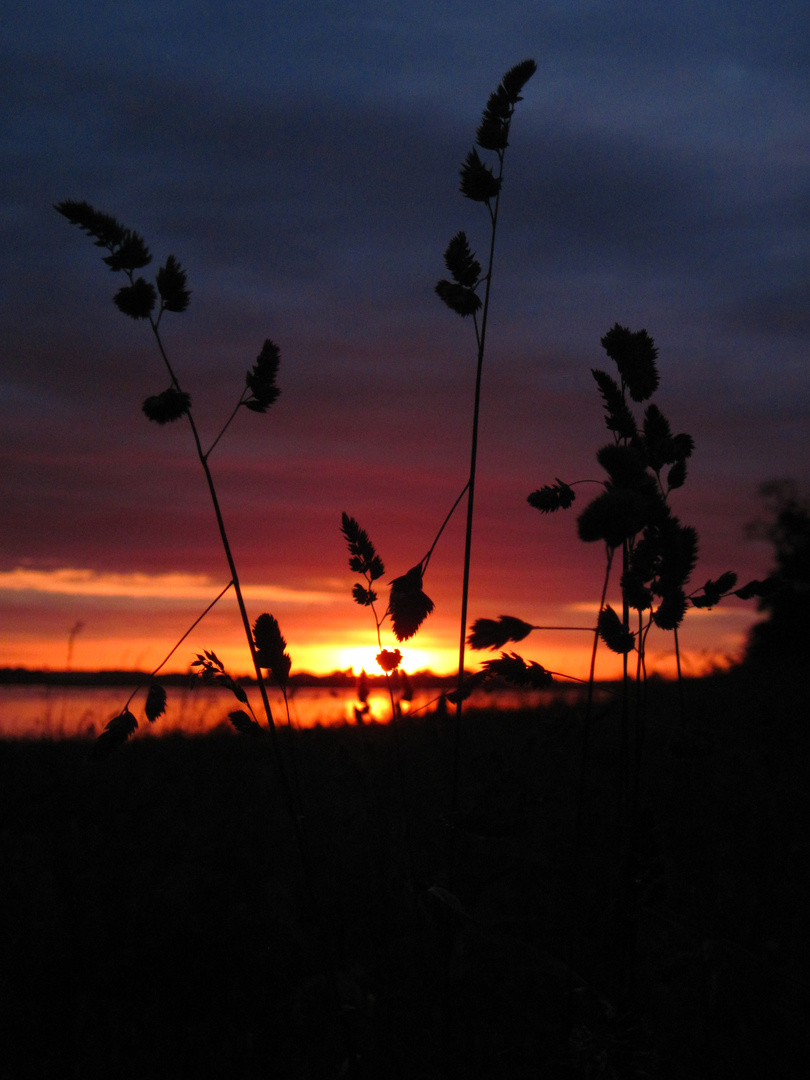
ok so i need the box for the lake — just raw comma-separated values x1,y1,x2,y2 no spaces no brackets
0,681,582,738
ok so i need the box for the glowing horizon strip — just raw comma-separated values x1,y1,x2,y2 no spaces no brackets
0,567,341,605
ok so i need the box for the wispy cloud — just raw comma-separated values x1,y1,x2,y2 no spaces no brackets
0,567,341,604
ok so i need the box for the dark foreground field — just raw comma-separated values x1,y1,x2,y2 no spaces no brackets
1,666,807,1079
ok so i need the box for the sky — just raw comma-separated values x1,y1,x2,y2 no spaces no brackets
2,0,808,681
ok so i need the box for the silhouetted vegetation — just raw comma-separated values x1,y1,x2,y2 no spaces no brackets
475,326,772,815
55,200,359,1070
745,480,810,665
43,59,800,1080
2,671,807,1078
54,202,291,751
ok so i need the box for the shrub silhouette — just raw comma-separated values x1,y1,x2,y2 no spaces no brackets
462,322,776,1024
745,479,809,664
465,324,773,738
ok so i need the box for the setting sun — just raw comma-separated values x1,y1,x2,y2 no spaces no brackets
334,643,456,676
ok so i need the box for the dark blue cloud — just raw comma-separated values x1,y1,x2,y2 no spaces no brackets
1,0,808,624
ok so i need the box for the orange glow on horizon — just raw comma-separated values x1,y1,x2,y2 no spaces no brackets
1,565,754,681
0,631,459,679
2,630,742,682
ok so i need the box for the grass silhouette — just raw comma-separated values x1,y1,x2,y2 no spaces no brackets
432,59,537,818
54,203,290,752
43,60,803,1079
459,323,779,1030
55,202,364,1075
472,323,774,784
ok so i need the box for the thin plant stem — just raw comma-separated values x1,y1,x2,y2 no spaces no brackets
421,479,469,570
370,596,419,895
204,395,246,459
451,132,508,819
566,546,614,1032
673,623,686,725
146,320,292,783
146,312,364,1078
441,108,523,1072
63,204,365,1078
629,611,647,821
620,541,631,820
631,622,650,822
578,547,615,823
123,580,234,712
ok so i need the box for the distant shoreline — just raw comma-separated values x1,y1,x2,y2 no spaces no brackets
0,667,458,690
0,666,704,691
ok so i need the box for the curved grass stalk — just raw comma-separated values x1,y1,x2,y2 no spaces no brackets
121,579,234,714
143,314,302,814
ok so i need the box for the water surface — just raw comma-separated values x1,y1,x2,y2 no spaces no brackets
0,682,575,738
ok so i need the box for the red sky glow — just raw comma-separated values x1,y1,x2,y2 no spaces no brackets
2,2,807,685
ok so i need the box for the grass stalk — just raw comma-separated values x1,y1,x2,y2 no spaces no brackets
57,202,364,1076
145,313,304,821
451,165,503,818
439,59,538,823
148,302,369,1080
565,546,613,1033
121,580,234,715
